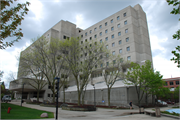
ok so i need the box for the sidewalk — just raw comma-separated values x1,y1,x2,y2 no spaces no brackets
5,101,178,120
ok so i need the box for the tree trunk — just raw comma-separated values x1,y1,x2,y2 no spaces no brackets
53,92,55,103
37,90,39,102
78,92,81,106
108,88,111,107
145,93,148,106
63,86,65,103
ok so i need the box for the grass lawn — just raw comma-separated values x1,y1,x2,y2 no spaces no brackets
1,103,54,119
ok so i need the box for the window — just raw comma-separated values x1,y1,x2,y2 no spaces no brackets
106,45,108,49
170,82,174,85
125,29,128,33
111,27,114,31
90,30,92,34
90,44,92,47
81,54,83,58
85,39,87,42
124,20,127,25
126,37,129,42
117,24,120,28
111,34,114,39
90,37,92,40
119,49,122,53
99,25,102,29
127,46,130,51
85,32,87,36
165,82,168,86
176,81,179,85
106,53,109,58
119,40,122,44
48,94,50,97
111,19,113,23
127,56,131,61
120,58,123,63
100,39,102,43
94,34,97,38
94,27,97,31
123,12,126,17
95,65,97,68
117,16,120,20
81,35,83,38
106,62,109,66
63,35,66,39
113,60,116,64
85,53,87,56
105,37,108,41
112,42,115,47
48,85,51,89
118,32,121,36
112,51,115,55
105,29,108,33
100,32,102,36
81,41,83,44
100,63,103,68
105,22,107,26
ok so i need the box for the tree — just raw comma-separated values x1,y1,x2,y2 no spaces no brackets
124,60,167,106
139,61,164,105
124,62,144,107
6,71,17,81
167,0,180,68
102,55,124,107
0,0,30,49
59,37,108,105
0,70,4,81
174,86,179,100
19,36,69,103
18,53,47,102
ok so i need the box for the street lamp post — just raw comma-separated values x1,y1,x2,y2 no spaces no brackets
54,77,60,120
21,83,25,107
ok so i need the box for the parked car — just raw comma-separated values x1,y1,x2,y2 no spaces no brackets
2,95,11,102
166,101,175,105
157,100,167,105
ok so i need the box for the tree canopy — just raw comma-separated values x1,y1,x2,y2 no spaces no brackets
167,0,180,68
0,0,30,49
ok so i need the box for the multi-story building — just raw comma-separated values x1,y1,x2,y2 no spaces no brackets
9,4,153,105
163,77,180,91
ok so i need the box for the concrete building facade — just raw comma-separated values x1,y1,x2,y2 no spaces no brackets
9,4,153,106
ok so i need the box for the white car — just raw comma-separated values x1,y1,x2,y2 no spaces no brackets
2,95,11,102
157,100,167,105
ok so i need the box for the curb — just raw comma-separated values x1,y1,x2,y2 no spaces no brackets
161,113,180,119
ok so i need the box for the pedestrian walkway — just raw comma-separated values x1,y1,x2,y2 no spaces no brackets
6,101,178,120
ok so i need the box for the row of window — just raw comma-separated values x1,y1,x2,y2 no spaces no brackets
165,81,179,86
81,32,129,45
93,56,130,69
81,19,128,38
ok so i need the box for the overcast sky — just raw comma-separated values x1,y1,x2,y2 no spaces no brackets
0,0,179,88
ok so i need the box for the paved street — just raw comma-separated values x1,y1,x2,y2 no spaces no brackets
3,101,179,120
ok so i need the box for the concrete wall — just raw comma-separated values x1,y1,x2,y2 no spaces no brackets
60,86,152,107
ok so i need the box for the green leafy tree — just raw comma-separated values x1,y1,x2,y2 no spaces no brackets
0,0,30,49
174,86,179,100
167,0,180,67
124,62,144,107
